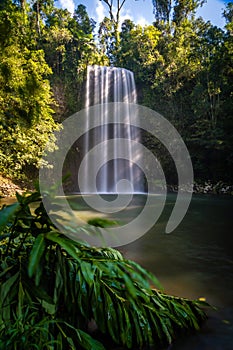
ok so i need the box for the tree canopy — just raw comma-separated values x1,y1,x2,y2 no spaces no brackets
0,0,232,185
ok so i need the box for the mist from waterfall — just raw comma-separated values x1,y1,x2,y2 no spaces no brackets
82,65,144,193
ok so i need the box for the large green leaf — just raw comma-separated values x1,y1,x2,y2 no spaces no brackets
45,231,82,262
17,281,25,320
80,261,96,286
0,271,19,305
28,233,46,279
0,203,19,232
77,329,106,350
0,271,19,322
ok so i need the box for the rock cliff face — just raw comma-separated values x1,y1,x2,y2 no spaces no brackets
0,175,33,197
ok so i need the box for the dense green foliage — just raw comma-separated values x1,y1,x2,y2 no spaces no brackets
0,2,229,347
0,1,104,181
0,0,232,184
0,188,207,349
117,2,233,184
0,0,58,179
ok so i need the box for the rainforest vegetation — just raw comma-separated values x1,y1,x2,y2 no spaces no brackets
0,188,208,349
0,1,232,349
0,0,232,186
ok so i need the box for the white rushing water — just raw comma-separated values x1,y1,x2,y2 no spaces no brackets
82,65,144,193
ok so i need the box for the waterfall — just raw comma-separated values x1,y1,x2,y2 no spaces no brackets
81,65,144,193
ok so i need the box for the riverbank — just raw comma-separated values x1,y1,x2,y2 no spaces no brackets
1,173,232,198
193,181,233,195
168,181,233,195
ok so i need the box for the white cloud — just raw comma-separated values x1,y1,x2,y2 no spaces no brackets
118,8,134,28
95,0,107,23
59,0,75,15
135,16,149,27
197,0,226,28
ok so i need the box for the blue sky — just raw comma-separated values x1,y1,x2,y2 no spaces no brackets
57,0,230,28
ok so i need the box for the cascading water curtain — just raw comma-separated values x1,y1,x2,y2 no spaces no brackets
82,65,144,193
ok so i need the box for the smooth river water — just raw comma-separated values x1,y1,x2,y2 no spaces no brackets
118,194,233,350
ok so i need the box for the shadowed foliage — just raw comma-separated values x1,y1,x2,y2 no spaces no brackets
0,188,208,349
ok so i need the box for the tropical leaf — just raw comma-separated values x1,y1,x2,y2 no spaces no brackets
0,203,19,232
87,218,117,228
0,271,19,306
76,329,106,350
45,231,81,262
17,281,25,320
0,189,208,349
80,261,96,286
28,233,46,279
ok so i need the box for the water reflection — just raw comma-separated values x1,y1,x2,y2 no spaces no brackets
119,194,233,349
